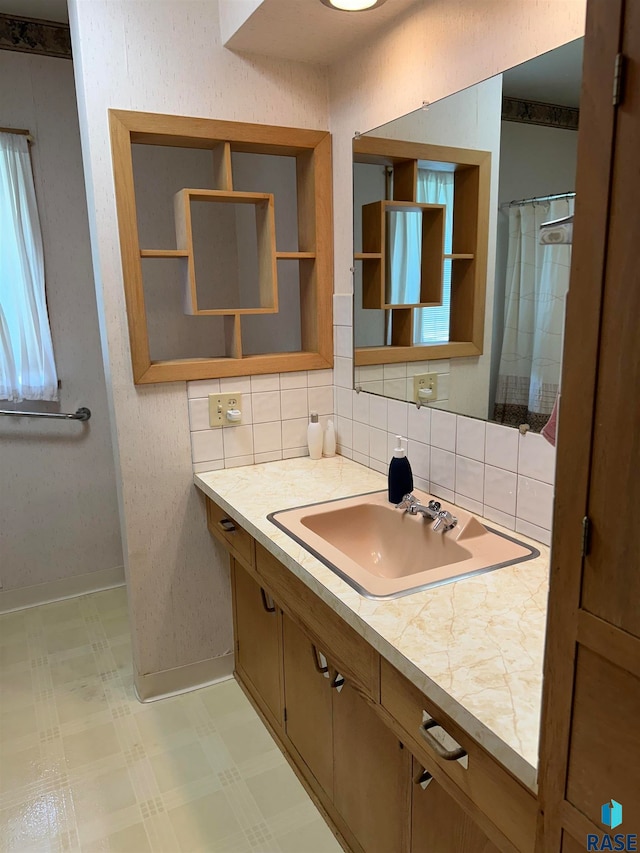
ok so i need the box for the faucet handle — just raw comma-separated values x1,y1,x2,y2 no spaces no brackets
427,500,441,513
396,494,417,510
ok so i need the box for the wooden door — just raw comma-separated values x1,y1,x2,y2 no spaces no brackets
410,759,499,853
536,0,640,849
231,561,282,726
333,675,410,853
281,613,334,797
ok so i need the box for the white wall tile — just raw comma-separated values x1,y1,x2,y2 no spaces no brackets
280,371,308,389
188,397,210,432
222,425,254,459
483,505,516,531
333,294,353,326
454,493,483,515
369,427,388,463
334,386,352,419
414,475,429,493
282,417,308,450
191,429,224,464
408,440,429,480
220,375,251,394
335,325,352,357
252,391,282,424
428,359,450,374
254,450,283,464
308,384,334,416
253,421,282,454
387,399,408,438
456,416,486,462
280,388,308,420
431,410,456,451
516,519,551,547
406,361,431,377
484,465,517,515
430,483,455,503
383,363,406,381
336,416,353,449
308,368,333,387
352,421,370,456
338,446,353,459
250,373,280,393
353,390,370,424
334,356,353,389
407,404,431,444
187,378,220,399
357,365,383,383
518,432,557,485
224,454,254,469
431,447,455,490
516,476,554,530
369,395,387,430
192,460,224,474
455,456,484,502
353,450,369,467
283,446,308,460
369,457,387,475
485,422,519,472
383,379,407,400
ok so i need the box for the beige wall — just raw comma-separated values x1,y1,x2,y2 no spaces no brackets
0,50,123,597
68,0,329,687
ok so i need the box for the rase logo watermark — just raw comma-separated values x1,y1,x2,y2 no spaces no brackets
586,800,637,851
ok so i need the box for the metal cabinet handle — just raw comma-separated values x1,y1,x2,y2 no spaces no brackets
419,718,467,762
260,589,276,614
311,645,329,675
330,671,345,689
218,518,236,533
414,767,433,788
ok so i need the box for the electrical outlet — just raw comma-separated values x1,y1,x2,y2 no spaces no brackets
413,373,438,404
209,393,243,427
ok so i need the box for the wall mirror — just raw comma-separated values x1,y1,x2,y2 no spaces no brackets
110,111,333,385
353,38,582,431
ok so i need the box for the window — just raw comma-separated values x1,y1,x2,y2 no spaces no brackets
0,131,58,401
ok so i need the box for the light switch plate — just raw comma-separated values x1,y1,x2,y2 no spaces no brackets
413,373,438,404
209,393,243,427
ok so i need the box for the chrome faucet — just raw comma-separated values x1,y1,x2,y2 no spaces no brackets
396,494,458,533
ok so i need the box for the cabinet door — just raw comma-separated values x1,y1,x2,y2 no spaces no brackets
411,760,499,853
282,613,334,797
232,561,281,725
333,676,410,853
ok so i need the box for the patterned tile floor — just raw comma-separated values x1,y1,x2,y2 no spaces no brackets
0,588,342,852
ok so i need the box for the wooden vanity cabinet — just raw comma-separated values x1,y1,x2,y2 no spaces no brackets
410,759,500,853
230,560,282,728
207,497,536,852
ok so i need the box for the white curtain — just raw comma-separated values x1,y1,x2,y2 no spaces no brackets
387,169,454,343
0,132,58,401
494,197,573,429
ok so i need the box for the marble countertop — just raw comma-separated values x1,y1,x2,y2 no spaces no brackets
195,456,548,791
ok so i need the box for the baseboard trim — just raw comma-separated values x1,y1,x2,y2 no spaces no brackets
0,565,125,614
134,652,235,702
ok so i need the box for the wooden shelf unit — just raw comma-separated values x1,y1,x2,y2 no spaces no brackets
353,137,491,366
109,110,333,384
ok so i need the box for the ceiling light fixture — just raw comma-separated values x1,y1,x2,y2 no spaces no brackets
319,0,388,11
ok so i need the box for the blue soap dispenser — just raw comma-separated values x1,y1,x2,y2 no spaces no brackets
388,435,413,504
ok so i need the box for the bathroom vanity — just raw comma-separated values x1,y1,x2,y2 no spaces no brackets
195,457,548,853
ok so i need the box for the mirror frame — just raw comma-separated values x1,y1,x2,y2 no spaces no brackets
109,109,334,384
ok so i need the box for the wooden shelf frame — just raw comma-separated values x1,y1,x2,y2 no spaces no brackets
353,136,491,367
109,110,333,384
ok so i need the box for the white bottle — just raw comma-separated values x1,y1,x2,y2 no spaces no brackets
323,419,336,457
307,412,323,460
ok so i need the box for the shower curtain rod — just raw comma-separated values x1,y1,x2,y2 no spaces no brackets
501,191,575,208
0,127,34,143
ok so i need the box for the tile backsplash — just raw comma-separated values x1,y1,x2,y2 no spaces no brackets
188,294,556,547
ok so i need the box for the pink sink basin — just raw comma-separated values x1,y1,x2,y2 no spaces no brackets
269,490,539,599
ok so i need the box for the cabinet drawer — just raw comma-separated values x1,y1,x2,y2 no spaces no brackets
206,496,254,570
256,542,379,701
381,659,536,853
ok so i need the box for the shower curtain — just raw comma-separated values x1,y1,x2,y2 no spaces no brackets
494,197,574,430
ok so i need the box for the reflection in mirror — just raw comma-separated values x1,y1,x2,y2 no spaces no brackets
353,38,583,433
